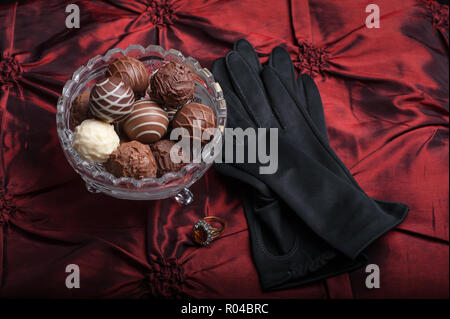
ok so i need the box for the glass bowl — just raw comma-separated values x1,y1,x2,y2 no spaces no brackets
56,45,226,203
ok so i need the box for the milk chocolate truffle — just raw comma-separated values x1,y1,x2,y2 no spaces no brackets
149,62,195,109
123,99,169,144
89,76,135,123
73,119,120,163
172,102,216,144
151,139,188,176
166,108,177,122
106,56,149,98
104,141,157,179
70,91,93,127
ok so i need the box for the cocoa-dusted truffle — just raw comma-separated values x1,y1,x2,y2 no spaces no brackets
123,99,169,144
89,76,135,123
70,91,93,127
172,102,216,144
151,139,188,176
104,141,157,179
149,62,195,110
106,56,149,98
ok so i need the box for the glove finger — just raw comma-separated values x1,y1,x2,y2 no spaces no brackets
212,58,255,129
301,74,329,142
232,40,269,125
270,47,317,131
295,73,308,113
233,39,262,75
223,86,255,129
212,57,234,90
269,46,327,138
226,51,277,128
261,66,301,129
268,46,299,96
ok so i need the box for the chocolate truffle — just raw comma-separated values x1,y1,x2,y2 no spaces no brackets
149,62,195,110
172,102,216,144
89,76,135,123
70,91,93,127
73,119,120,163
151,139,188,176
123,99,169,144
106,56,149,98
166,108,177,122
104,140,157,179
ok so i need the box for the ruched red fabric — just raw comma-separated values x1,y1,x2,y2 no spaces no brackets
0,0,448,298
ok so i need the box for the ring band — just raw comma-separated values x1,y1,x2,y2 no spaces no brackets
193,216,226,246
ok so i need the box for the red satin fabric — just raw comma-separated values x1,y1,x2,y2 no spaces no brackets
0,0,448,298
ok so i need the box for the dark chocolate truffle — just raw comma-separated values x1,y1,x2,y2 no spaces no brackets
89,76,135,123
151,139,188,176
123,99,169,144
149,62,195,110
172,102,216,144
70,91,93,127
104,140,157,179
106,56,149,98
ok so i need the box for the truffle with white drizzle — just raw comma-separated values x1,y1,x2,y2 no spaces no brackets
123,99,169,144
89,76,135,123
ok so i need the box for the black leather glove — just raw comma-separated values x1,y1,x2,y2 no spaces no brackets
212,40,409,290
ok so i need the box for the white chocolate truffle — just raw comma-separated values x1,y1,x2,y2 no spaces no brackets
73,119,120,163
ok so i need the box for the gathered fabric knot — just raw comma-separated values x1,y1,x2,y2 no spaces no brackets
146,0,174,26
0,55,22,88
422,0,449,31
0,186,15,225
146,259,185,298
294,41,329,78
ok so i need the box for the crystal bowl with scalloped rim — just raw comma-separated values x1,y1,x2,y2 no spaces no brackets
56,45,226,202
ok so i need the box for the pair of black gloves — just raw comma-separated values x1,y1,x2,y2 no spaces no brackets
211,40,409,291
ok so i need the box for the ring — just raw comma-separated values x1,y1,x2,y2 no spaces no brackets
193,216,226,246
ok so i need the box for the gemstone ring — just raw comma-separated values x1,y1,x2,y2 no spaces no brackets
193,216,226,247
